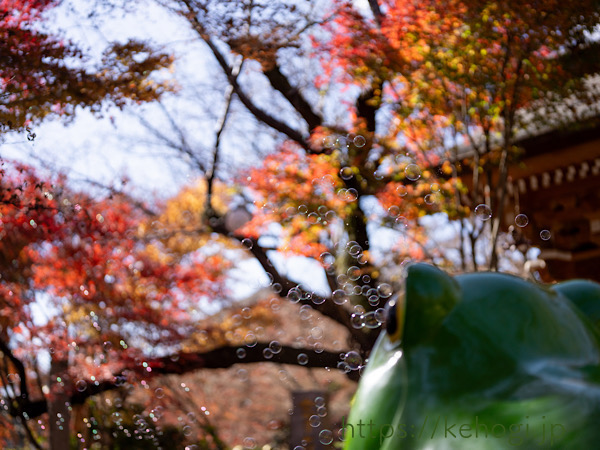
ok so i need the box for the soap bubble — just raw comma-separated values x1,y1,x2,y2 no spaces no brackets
377,283,393,298
243,437,257,449
474,204,492,220
353,135,366,147
287,287,302,302
515,214,529,227
351,313,364,329
309,415,321,427
297,353,309,365
540,229,551,241
363,311,380,329
323,136,335,148
344,351,363,370
339,167,353,180
319,429,334,444
269,341,282,354
405,164,421,181
332,289,347,305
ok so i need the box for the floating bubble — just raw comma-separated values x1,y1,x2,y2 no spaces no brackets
363,311,380,329
269,341,282,354
348,244,362,257
430,182,440,192
344,351,363,370
396,185,408,197
243,437,257,449
396,216,408,228
353,135,366,147
424,194,435,205
155,388,164,398
375,308,386,323
312,295,325,305
377,283,393,298
388,205,400,217
241,238,253,249
320,252,335,267
337,361,351,373
540,229,551,241
332,289,347,305
474,204,492,221
262,348,273,359
335,137,348,149
323,136,336,148
241,307,252,319
315,396,326,407
287,287,302,303
309,415,321,427
232,314,243,327
319,429,334,444
345,188,358,202
299,305,313,321
297,353,309,365
311,327,324,340
75,380,87,392
353,304,366,314
368,295,379,306
347,266,361,281
244,333,257,347
339,167,353,180
405,164,421,181
515,214,529,227
350,313,364,329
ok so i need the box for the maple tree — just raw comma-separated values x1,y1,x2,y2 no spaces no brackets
117,0,600,357
0,0,174,134
0,164,351,448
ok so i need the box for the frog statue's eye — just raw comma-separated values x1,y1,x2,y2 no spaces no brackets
384,292,405,343
385,300,398,336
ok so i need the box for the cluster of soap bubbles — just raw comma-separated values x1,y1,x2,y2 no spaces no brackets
290,202,338,226
323,134,367,150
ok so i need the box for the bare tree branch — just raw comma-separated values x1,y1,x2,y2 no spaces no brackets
0,338,30,403
179,0,311,150
368,0,384,25
15,342,356,420
263,64,323,132
206,59,243,213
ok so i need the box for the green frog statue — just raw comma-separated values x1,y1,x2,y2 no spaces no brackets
344,263,600,449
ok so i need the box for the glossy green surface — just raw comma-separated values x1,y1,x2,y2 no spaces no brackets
344,264,600,449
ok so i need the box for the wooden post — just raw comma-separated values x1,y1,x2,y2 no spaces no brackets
290,390,331,448
48,358,71,450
